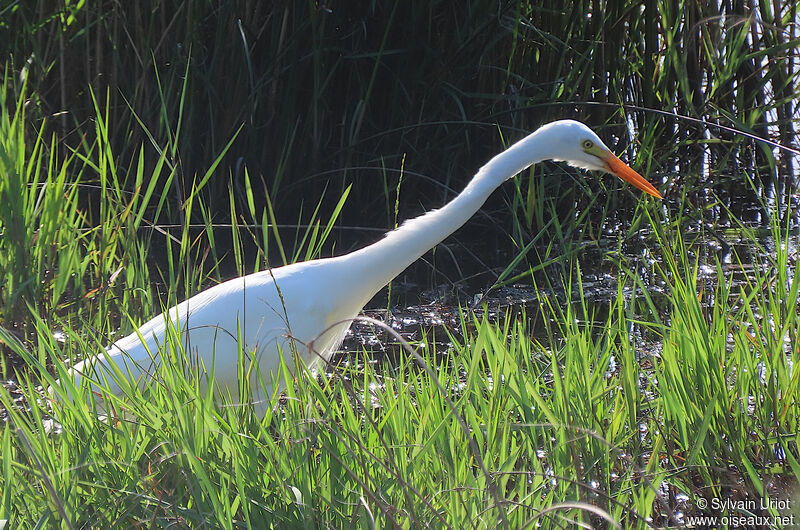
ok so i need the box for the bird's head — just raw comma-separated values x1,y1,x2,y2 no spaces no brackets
537,120,662,198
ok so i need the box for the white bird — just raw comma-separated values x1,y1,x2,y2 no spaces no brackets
62,120,661,414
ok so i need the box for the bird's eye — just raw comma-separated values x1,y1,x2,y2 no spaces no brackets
582,140,594,149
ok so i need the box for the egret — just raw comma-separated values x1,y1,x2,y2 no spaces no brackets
62,120,661,414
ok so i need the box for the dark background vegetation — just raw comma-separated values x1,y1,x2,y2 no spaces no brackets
0,0,798,339
4,1,796,220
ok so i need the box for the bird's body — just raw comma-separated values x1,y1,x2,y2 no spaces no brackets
82,256,365,411
63,120,661,413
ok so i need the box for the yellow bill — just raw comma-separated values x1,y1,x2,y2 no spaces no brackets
602,152,662,199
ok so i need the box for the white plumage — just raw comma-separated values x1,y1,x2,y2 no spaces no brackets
62,120,661,414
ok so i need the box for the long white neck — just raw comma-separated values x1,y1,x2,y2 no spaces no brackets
340,128,555,305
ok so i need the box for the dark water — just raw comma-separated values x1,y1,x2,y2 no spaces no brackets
333,174,799,357
5,170,795,374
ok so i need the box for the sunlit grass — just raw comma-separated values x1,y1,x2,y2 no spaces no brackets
1,178,798,526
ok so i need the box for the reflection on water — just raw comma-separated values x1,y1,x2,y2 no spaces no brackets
338,177,799,364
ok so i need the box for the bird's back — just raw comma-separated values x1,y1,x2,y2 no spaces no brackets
68,258,358,413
